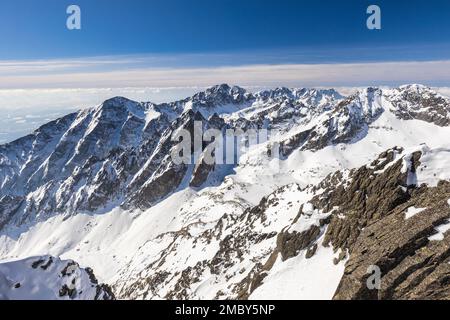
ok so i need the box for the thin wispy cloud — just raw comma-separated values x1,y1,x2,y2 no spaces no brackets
2,56,450,89
0,56,169,75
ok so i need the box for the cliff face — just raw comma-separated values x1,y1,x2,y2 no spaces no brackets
309,146,450,299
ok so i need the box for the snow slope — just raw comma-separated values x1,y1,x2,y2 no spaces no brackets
249,239,346,300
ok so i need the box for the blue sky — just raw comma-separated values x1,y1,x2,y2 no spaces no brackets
1,0,450,88
1,0,450,61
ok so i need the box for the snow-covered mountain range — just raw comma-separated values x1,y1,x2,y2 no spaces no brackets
0,84,449,299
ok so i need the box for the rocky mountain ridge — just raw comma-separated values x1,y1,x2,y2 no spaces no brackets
0,84,449,299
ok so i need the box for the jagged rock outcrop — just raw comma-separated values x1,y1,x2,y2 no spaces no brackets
302,146,450,300
0,255,115,300
333,181,450,299
387,84,450,126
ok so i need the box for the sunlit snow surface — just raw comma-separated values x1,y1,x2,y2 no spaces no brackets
249,239,346,300
404,207,427,220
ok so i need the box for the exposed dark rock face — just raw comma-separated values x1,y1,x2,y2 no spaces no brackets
280,88,385,154
0,195,23,230
334,182,450,300
388,84,450,126
276,225,321,261
300,146,450,300
312,147,413,252
280,128,314,157
190,157,215,188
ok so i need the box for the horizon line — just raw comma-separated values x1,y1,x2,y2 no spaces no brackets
2,60,450,89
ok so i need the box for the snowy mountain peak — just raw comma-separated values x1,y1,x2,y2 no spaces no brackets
183,84,254,118
96,96,147,119
205,83,246,95
255,87,343,103
102,95,138,105
258,86,294,99
398,83,432,92
192,84,250,103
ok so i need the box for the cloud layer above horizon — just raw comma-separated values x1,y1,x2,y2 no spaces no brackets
2,53,450,89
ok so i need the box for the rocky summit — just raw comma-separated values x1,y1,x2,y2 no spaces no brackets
0,84,449,300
